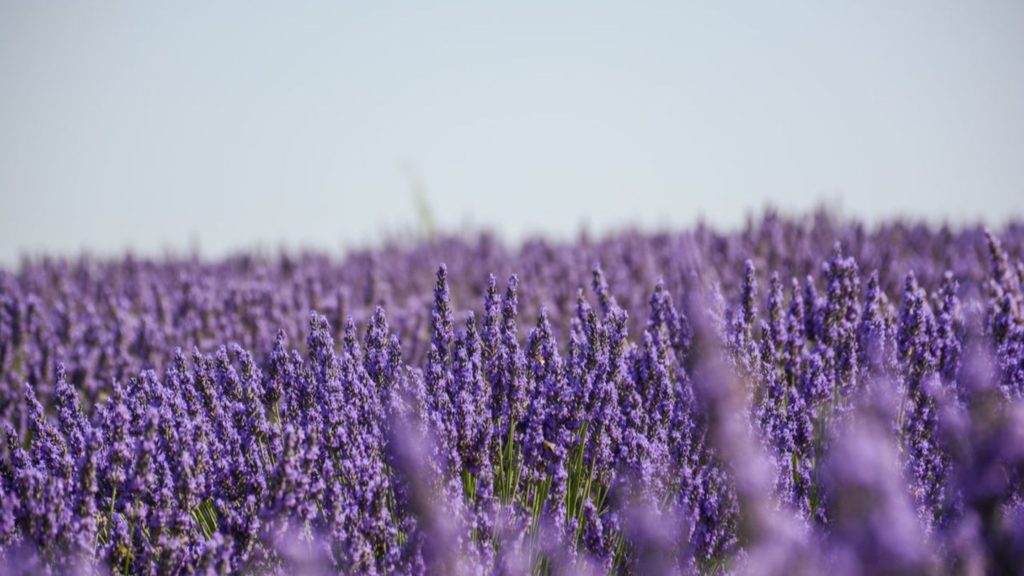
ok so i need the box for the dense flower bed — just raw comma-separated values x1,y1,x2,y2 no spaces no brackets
2,212,1024,574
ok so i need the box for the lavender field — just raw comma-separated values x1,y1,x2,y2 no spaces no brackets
2,213,1024,574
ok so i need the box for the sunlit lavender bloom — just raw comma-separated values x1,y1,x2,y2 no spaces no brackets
0,214,1022,572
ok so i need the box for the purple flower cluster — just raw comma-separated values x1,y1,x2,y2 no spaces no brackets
1,211,1024,574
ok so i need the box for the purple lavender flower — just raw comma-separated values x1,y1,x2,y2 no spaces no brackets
0,214,1022,572
821,386,937,576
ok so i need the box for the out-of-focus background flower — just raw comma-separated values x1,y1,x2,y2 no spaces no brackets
1,1,1022,265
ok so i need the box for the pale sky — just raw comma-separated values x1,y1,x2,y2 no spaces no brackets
2,1,1023,264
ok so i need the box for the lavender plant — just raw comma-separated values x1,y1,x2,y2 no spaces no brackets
0,211,1023,574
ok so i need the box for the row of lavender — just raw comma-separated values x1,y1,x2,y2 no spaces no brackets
3,212,1017,418
0,214,1023,574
